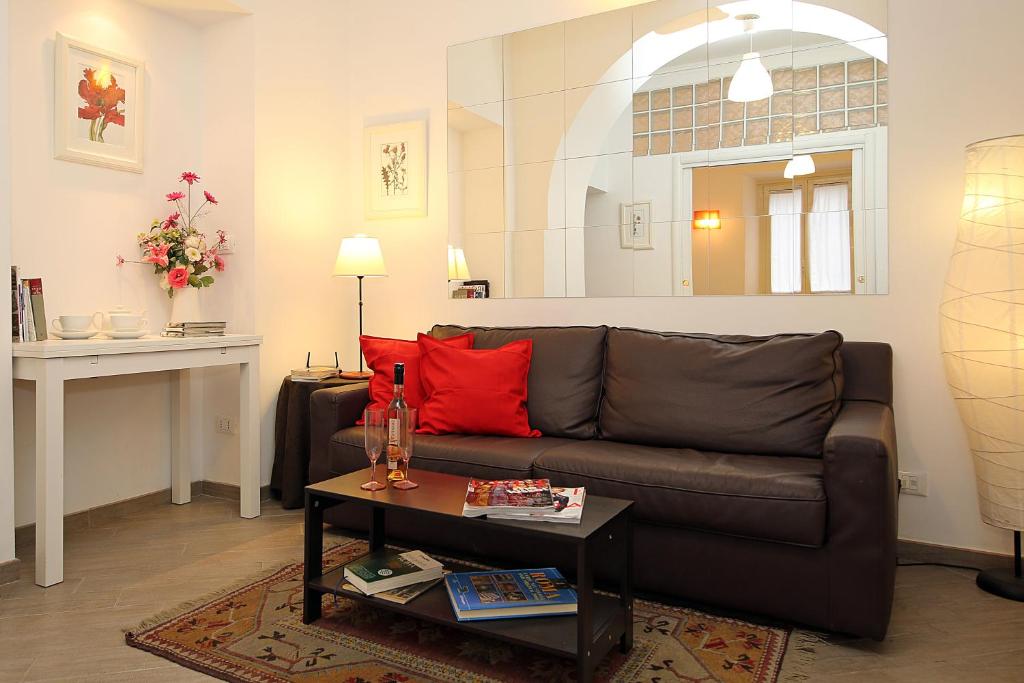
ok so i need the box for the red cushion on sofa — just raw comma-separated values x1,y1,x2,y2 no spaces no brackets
417,333,541,438
360,333,474,420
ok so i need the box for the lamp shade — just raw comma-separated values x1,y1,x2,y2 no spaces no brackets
941,134,1024,531
784,154,816,179
693,210,721,229
727,52,773,103
447,245,471,280
333,234,387,277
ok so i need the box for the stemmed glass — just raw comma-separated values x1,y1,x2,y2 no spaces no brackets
391,408,418,490
360,408,386,491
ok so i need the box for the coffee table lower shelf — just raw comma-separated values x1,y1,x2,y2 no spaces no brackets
307,559,626,661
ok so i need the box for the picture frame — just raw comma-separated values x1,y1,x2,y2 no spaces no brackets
54,33,144,173
620,201,653,250
364,119,428,219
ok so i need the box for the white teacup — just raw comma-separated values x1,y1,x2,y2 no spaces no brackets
52,313,101,333
110,313,148,332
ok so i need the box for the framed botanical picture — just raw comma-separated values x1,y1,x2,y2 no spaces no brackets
54,33,144,173
364,119,428,219
620,201,653,250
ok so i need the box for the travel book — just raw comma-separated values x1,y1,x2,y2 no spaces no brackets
444,568,577,621
462,479,554,518
341,571,449,605
488,487,586,524
343,549,443,595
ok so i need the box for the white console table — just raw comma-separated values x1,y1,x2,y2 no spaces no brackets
12,334,262,587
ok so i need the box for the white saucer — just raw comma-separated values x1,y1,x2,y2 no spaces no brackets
51,330,99,340
107,330,148,339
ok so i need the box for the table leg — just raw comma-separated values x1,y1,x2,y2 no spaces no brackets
170,368,200,505
35,366,64,587
576,539,594,683
619,512,634,653
303,493,324,624
369,507,386,551
239,351,261,519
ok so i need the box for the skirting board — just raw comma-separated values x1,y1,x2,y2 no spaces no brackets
0,558,20,586
898,539,1013,571
13,481,272,552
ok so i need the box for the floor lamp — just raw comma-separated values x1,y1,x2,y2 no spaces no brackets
941,134,1024,601
333,235,387,379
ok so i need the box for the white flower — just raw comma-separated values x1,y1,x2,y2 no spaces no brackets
159,278,171,290
185,247,202,262
198,240,207,252
185,236,201,249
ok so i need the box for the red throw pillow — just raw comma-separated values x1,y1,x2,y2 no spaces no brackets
417,333,540,437
360,332,474,421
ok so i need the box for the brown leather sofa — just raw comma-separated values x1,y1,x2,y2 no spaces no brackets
309,325,897,639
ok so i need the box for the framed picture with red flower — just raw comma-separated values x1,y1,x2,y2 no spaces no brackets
54,33,144,173
364,119,428,219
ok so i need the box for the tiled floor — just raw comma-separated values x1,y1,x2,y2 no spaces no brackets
1,495,1022,682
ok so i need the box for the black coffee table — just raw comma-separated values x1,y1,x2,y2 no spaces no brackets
303,468,634,683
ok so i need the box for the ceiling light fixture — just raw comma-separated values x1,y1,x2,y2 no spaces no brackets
784,154,816,179
727,14,773,104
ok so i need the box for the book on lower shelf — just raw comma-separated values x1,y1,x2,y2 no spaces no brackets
343,549,443,596
488,487,586,524
444,568,577,621
462,479,555,518
341,570,449,605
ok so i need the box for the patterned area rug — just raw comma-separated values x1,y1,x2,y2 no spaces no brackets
126,540,814,682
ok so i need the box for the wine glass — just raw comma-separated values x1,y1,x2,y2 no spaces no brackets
392,408,419,490
361,408,386,491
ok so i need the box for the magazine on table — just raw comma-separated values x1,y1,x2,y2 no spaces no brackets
488,487,586,524
444,568,577,621
462,479,554,518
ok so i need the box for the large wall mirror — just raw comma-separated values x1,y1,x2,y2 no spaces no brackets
447,0,888,298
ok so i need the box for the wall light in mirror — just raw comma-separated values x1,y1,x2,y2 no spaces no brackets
693,210,721,230
447,245,471,280
784,155,816,179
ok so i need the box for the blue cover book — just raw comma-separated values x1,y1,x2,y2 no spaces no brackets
444,568,577,621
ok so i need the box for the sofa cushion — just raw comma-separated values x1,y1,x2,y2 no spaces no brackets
329,426,573,480
431,324,607,439
599,329,843,457
533,440,826,547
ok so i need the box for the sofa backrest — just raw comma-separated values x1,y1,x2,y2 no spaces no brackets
430,324,607,439
598,328,845,457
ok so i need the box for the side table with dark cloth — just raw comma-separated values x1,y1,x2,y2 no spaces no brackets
271,376,368,508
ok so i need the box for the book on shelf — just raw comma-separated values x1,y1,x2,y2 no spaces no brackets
341,570,449,605
166,321,227,329
161,330,226,337
462,478,554,518
291,367,339,382
26,279,48,341
20,279,36,342
444,568,577,621
11,267,22,342
343,549,443,596
488,487,586,524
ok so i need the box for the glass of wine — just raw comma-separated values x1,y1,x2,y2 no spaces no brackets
391,408,418,490
361,408,386,491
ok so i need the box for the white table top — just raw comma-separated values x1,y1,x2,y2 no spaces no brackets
13,333,262,359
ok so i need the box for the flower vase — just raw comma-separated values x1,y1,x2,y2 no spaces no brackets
169,286,202,325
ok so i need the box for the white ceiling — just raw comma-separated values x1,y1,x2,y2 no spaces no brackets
130,0,250,27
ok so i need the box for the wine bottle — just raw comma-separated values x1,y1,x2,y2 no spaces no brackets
386,362,408,482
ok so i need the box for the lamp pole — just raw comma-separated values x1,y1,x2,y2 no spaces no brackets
357,274,364,373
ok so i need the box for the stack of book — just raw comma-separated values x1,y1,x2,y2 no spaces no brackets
162,321,227,338
11,267,48,342
341,549,444,604
445,568,578,621
291,366,340,382
462,479,586,524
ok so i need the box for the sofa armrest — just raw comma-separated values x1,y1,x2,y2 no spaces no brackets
309,383,369,484
823,399,898,639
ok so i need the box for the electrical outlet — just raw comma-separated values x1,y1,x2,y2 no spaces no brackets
216,416,235,434
898,471,928,496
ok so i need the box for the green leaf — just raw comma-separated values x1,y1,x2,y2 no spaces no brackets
200,276,214,287
188,275,200,287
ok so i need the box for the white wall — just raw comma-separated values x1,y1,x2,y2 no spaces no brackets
0,0,15,563
338,0,1024,555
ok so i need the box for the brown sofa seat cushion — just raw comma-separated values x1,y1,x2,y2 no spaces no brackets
533,440,826,547
328,426,574,480
430,325,607,439
599,329,844,457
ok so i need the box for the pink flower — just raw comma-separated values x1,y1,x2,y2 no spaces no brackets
166,191,185,202
161,212,180,230
180,171,200,185
204,191,217,205
167,267,190,289
115,254,125,267
144,244,170,267
216,229,228,245
214,254,225,272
